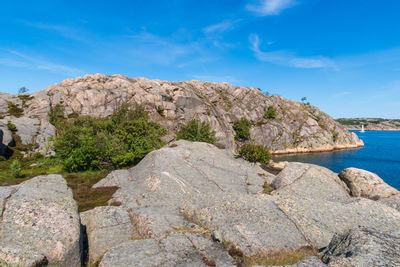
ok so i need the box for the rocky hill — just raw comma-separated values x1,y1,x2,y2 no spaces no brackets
0,74,363,156
337,118,400,131
0,140,399,266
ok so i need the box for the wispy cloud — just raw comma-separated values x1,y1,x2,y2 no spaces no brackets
332,91,351,98
0,50,83,76
203,19,241,34
246,0,297,16
249,34,337,69
19,20,86,42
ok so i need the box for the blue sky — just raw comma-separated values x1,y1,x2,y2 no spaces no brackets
1,0,400,118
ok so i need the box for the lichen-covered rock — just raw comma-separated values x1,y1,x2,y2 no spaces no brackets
80,206,134,264
261,256,326,267
0,74,364,153
0,175,81,266
378,194,400,212
321,227,400,267
99,233,235,267
339,168,399,199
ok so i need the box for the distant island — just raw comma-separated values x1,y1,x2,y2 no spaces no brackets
337,118,400,131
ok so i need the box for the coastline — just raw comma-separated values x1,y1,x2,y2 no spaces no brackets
347,128,400,131
271,142,364,155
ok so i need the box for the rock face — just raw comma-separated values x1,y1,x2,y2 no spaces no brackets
0,175,81,266
339,168,399,199
321,227,400,267
0,74,363,154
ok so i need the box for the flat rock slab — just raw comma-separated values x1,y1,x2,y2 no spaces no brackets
0,175,81,267
322,227,400,267
339,168,398,199
99,233,236,267
81,206,134,264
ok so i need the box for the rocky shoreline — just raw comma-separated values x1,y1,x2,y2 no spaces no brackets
0,140,399,266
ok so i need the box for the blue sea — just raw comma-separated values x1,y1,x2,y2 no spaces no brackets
274,131,400,190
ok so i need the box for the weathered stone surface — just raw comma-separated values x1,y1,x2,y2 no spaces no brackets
272,164,400,248
99,233,236,267
80,206,134,264
379,194,400,212
0,74,364,153
262,256,326,267
0,175,81,266
321,227,400,267
93,140,310,257
339,168,398,199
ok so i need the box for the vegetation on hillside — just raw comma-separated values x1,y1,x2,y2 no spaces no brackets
176,119,216,144
238,144,271,165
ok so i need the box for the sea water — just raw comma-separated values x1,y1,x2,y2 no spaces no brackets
274,131,400,190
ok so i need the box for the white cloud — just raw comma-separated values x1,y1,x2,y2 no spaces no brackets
203,19,241,34
249,34,337,69
3,50,83,76
19,21,86,42
246,0,297,16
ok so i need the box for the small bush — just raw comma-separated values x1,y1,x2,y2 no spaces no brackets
10,159,22,178
264,106,277,119
177,119,216,144
6,121,17,131
157,105,165,116
233,118,251,141
7,101,23,117
333,131,339,142
238,144,271,165
49,104,66,128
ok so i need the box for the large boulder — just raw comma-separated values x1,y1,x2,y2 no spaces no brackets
93,140,312,259
0,175,81,266
272,163,400,248
339,168,398,199
321,227,400,267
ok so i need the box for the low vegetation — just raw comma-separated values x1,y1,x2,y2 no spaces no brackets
238,144,271,165
7,101,24,117
264,106,277,119
176,119,216,144
6,121,17,131
233,118,251,141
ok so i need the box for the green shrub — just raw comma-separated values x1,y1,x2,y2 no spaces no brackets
233,118,251,140
53,105,167,172
7,101,23,117
157,105,165,116
238,144,271,165
332,131,339,142
176,119,216,144
264,106,277,119
6,121,17,131
49,104,66,128
10,159,22,178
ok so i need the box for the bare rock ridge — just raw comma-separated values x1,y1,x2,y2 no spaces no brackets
0,74,363,156
0,141,399,266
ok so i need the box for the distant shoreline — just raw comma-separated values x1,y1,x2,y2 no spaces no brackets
347,128,400,131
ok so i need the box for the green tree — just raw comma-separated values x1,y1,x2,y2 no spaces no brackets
176,119,216,144
233,118,251,140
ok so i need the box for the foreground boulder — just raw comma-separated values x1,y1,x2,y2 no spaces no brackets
321,227,400,266
0,175,81,266
339,168,398,199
